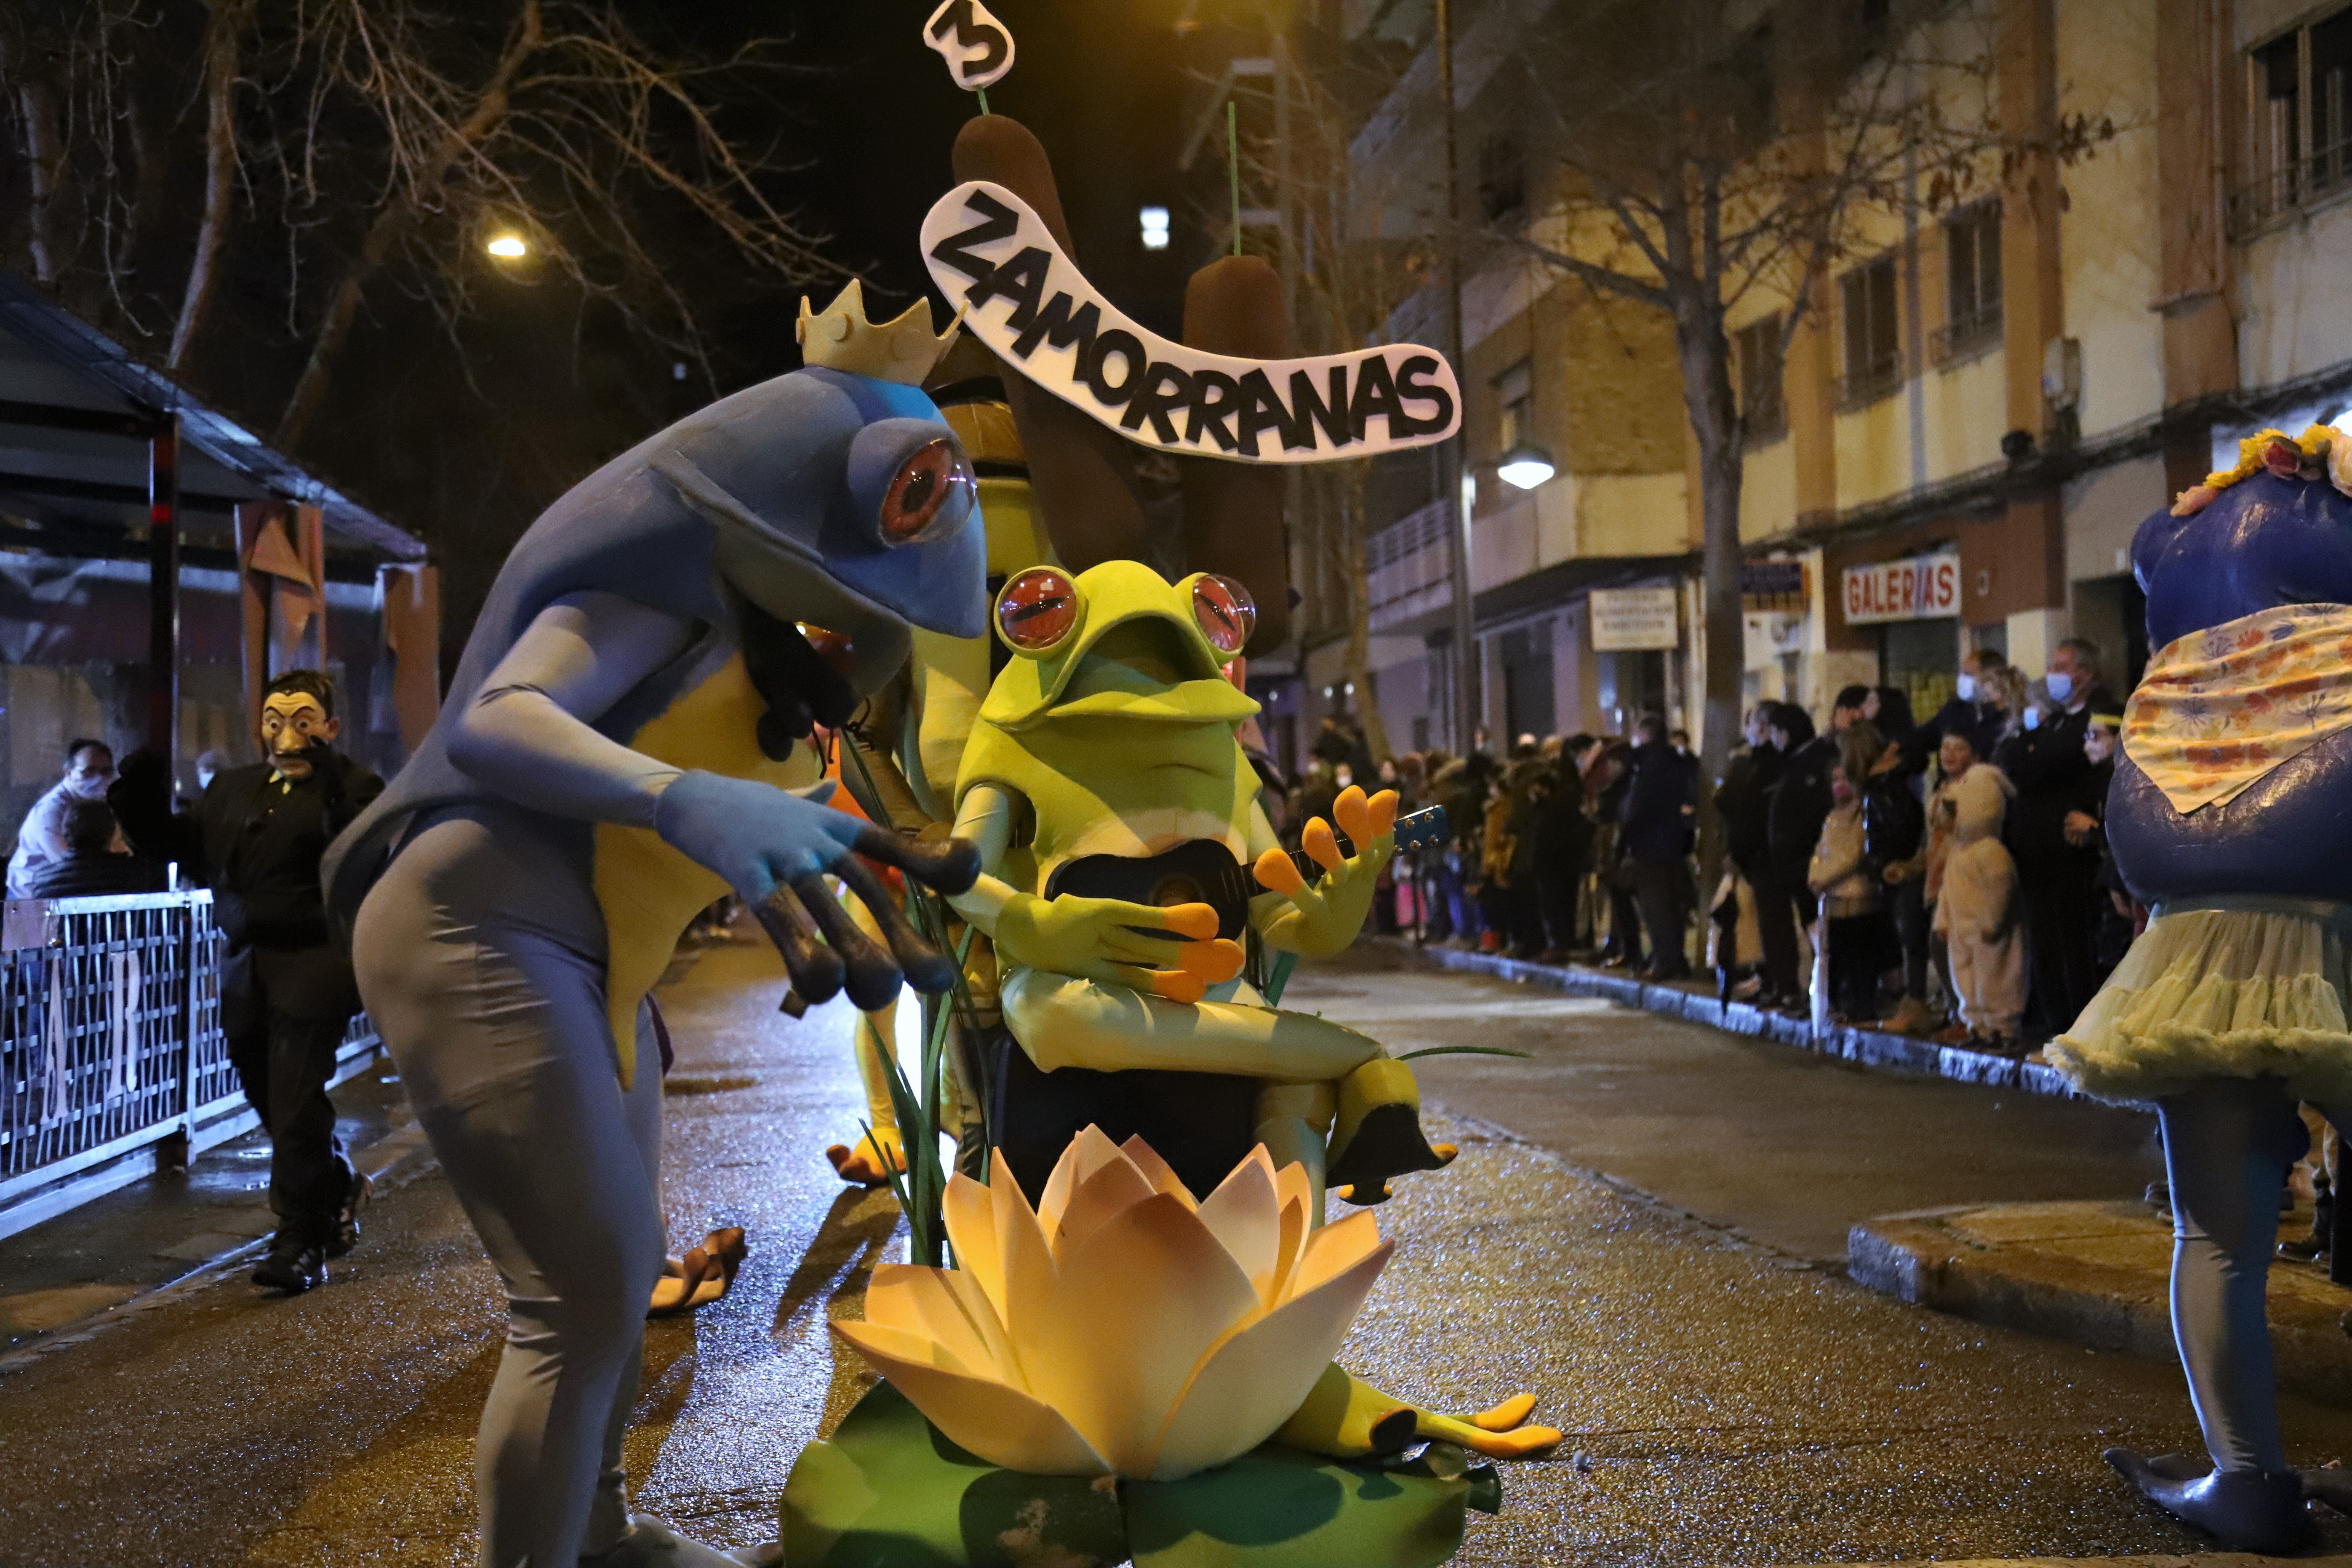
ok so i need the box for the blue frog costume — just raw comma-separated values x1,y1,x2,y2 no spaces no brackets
326,283,984,1568
2049,428,2352,1552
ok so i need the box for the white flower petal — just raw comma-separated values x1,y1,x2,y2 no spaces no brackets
1147,1236,1395,1479
1291,1208,1383,1298
1022,1191,1262,1476
1118,1134,1199,1210
1195,1145,1281,1299
832,1320,1111,1476
990,1148,1058,1387
1037,1124,1128,1239
863,1265,1005,1379
942,1173,1003,1318
1050,1152,1158,1258
1266,1193,1309,1308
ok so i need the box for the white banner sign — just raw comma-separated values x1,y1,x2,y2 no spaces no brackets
924,0,1015,91
922,182,1461,464
1842,550,1959,625
1590,586,1680,651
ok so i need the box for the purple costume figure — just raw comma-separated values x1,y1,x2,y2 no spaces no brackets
2050,427,2352,1552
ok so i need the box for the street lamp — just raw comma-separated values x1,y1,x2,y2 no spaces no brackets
1139,206,1171,251
485,231,529,260
1496,441,1557,490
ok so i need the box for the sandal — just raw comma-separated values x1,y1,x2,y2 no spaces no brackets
646,1227,749,1317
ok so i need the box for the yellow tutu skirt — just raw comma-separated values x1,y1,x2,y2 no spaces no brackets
2048,897,2352,1105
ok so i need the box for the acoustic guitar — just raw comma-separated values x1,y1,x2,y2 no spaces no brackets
1044,805,1452,941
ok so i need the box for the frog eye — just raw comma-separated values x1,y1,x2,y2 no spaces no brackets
1190,574,1256,655
995,567,1082,656
879,439,977,545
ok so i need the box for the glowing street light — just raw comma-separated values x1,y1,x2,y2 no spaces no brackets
485,231,529,260
1139,205,1171,251
1496,441,1557,490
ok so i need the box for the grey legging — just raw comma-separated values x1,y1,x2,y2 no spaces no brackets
2155,1075,2331,1475
354,814,664,1566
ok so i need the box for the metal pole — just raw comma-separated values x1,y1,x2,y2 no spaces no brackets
1435,0,1478,753
147,416,180,765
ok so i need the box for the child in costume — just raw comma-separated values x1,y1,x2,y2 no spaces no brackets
323,283,986,1568
1932,760,2024,1049
2049,426,2352,1552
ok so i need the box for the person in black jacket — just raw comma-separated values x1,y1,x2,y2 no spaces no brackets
1992,638,2117,1038
1758,688,1869,1006
112,670,384,1294
1533,735,1595,959
1620,714,1697,980
1910,649,2010,767
23,798,166,898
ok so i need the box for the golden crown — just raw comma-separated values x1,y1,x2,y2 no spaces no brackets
796,279,960,385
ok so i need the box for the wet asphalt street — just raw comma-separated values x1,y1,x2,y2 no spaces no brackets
6,936,2352,1566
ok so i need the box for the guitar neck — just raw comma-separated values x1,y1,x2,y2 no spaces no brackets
1220,806,1449,903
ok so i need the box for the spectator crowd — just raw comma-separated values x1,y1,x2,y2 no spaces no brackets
1283,637,2136,1056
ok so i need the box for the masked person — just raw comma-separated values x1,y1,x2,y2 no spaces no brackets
112,671,382,1293
8,738,115,897
1994,639,2116,1038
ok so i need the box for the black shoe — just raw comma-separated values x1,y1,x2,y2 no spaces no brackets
251,1231,328,1294
329,1171,372,1260
2104,1449,2317,1555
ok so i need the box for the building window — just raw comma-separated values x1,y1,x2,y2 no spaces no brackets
1478,132,1526,225
1838,253,1901,408
1734,315,1786,443
2232,7,2352,234
1493,358,1533,453
1932,200,2002,364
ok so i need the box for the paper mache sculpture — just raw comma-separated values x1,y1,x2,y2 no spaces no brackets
2048,424,2352,1552
787,1131,1540,1568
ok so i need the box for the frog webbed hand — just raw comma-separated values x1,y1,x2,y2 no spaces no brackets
654,772,979,1009
1254,786,1398,958
993,891,1244,1003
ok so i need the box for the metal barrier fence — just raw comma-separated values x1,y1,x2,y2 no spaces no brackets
0,890,379,1240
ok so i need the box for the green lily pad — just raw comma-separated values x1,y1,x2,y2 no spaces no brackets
781,1382,1128,1567
782,1384,1496,1568
1123,1444,1488,1568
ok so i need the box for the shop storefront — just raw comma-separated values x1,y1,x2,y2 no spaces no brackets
1842,548,1961,720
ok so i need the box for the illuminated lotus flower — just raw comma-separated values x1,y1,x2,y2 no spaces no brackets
832,1127,1392,1481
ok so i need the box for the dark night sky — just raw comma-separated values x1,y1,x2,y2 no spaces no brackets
752,0,1207,355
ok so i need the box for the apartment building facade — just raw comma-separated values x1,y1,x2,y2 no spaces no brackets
1315,0,2352,758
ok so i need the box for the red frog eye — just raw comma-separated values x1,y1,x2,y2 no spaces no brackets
996,567,1081,654
880,439,975,544
1190,574,1256,655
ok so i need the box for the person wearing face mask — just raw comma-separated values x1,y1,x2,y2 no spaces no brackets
7,738,117,897
1911,649,2010,767
1992,637,2118,1039
111,671,383,1294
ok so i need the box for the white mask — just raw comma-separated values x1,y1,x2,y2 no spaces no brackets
2022,706,2043,731
1954,674,1977,701
2044,671,2074,703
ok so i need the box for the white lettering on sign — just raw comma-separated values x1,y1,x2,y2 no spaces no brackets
1590,586,1681,651
1842,551,1959,625
923,182,1461,464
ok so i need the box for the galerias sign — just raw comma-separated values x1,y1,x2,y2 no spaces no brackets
922,182,1461,464
1842,550,1959,625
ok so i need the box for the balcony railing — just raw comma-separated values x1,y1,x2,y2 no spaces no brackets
2228,142,2352,238
1930,306,2002,367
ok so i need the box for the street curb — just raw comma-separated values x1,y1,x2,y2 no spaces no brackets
1377,938,2098,1103
1849,1207,2352,1407
0,1112,437,1377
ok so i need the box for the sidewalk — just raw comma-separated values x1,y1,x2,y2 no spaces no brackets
0,1057,427,1367
1383,936,2093,1101
1850,1196,2352,1406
